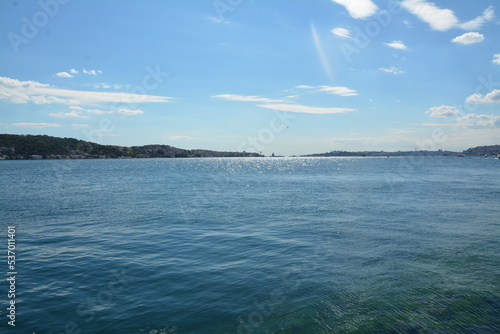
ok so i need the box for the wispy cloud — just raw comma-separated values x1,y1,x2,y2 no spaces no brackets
212,94,284,103
425,105,461,117
392,129,414,134
82,69,102,75
422,113,500,128
0,77,172,106
296,85,358,96
13,122,62,128
258,103,355,115
55,72,74,78
384,40,409,50
466,89,500,104
331,27,353,39
331,0,378,19
451,32,484,45
402,0,494,31
49,111,90,119
55,68,102,78
166,135,202,140
379,67,404,75
117,108,143,115
93,83,112,89
208,16,228,24
493,54,500,65
457,113,500,128
459,6,495,30
85,109,113,115
61,107,143,116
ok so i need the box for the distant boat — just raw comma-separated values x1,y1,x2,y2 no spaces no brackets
497,154,500,159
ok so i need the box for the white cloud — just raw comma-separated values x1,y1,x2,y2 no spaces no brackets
457,113,500,128
319,86,358,96
117,108,144,115
56,72,73,78
459,6,495,30
208,16,228,24
296,85,358,96
69,68,79,74
451,32,484,45
49,112,90,119
71,124,90,128
384,40,409,50
392,129,414,134
331,27,353,39
258,103,356,115
0,76,172,106
331,0,378,19
69,106,84,111
166,135,202,140
13,122,62,129
31,95,70,104
492,54,500,65
402,0,458,31
85,109,113,114
94,83,112,89
402,0,494,31
466,89,500,104
379,67,404,74
212,94,284,103
82,69,102,75
425,105,461,118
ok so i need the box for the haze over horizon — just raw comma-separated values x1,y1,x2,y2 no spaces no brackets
1,0,500,156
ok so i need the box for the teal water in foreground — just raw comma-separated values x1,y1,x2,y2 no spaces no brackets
0,157,499,334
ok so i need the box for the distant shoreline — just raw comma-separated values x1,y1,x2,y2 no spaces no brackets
1,134,499,160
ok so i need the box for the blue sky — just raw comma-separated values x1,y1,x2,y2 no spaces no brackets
1,0,499,156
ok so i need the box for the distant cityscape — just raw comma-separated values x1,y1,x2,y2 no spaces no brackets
0,134,499,160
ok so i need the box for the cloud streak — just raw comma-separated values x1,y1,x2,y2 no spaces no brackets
258,103,355,115
13,122,62,129
0,76,172,106
331,27,353,39
212,94,284,103
384,41,409,50
379,67,404,75
296,85,358,96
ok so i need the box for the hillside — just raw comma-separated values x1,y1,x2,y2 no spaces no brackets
462,145,500,156
0,134,262,159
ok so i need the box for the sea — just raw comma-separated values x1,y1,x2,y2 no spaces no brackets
0,156,499,334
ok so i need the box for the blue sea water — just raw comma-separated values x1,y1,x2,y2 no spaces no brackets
0,157,499,334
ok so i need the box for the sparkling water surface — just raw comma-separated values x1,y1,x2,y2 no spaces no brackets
0,157,499,333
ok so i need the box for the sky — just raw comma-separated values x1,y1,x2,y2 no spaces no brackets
1,0,499,156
